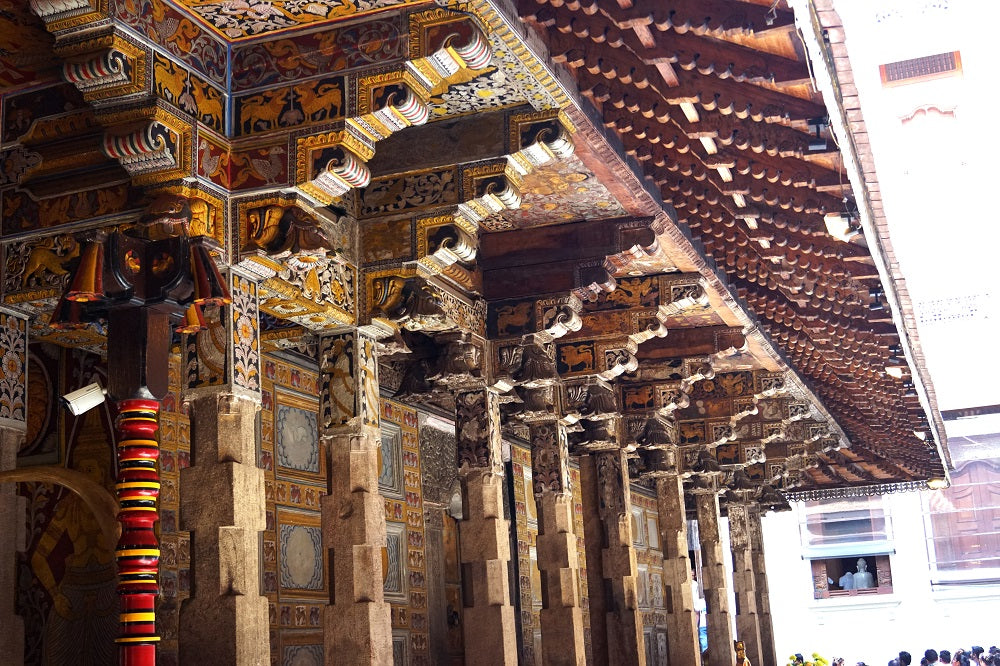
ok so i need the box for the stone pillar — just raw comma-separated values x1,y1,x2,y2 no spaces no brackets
528,418,586,666
578,454,609,665
656,473,700,666
695,488,735,666
749,504,777,666
179,394,268,665
454,387,517,666
0,309,28,665
180,272,269,665
728,503,762,666
318,331,391,664
594,449,646,666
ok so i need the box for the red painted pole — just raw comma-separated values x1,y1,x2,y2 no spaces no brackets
114,398,161,666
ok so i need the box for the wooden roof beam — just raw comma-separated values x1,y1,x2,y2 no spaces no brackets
533,5,808,85
598,0,796,38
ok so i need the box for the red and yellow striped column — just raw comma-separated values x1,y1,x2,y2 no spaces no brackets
114,398,161,666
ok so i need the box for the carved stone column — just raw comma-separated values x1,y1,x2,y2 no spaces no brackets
749,504,777,666
656,472,701,666
528,417,586,666
180,272,269,665
694,484,735,666
594,449,646,666
728,503,762,666
455,387,517,665
318,331,391,664
0,309,27,665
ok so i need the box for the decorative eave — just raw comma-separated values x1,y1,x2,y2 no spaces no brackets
487,0,852,451
790,0,951,477
784,479,930,502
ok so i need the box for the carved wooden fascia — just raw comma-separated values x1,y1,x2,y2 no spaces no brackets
620,380,691,417
597,0,795,39
554,337,639,381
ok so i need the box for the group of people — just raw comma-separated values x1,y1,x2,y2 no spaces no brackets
877,646,1000,666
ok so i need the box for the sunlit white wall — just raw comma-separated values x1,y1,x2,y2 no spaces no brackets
761,494,1000,666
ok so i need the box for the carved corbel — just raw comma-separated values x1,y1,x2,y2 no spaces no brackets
564,379,620,453
754,371,788,399
538,295,583,342
638,445,678,479
508,111,576,176
407,13,493,94
29,0,103,31
635,414,678,450
599,341,639,380
352,73,431,142
510,384,558,422
296,130,375,206
428,332,485,388
241,204,338,263
369,274,452,334
62,47,137,99
682,357,717,388
456,162,523,225
731,396,760,422
573,262,618,302
513,336,559,388
416,216,479,283
659,277,710,318
102,120,178,178
784,401,813,423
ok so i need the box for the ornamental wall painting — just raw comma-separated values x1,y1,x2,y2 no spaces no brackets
15,348,191,666
381,399,429,665
261,354,325,665
630,489,669,650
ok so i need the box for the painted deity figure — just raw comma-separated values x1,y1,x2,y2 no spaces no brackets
854,557,875,589
31,413,118,665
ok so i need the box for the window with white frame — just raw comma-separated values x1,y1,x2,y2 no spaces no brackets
923,458,1000,586
798,496,895,599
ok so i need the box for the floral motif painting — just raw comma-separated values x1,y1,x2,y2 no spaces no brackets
383,521,407,603
379,422,404,499
282,644,323,666
276,403,319,474
279,524,322,591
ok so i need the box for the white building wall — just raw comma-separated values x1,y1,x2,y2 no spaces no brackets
760,492,1000,666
